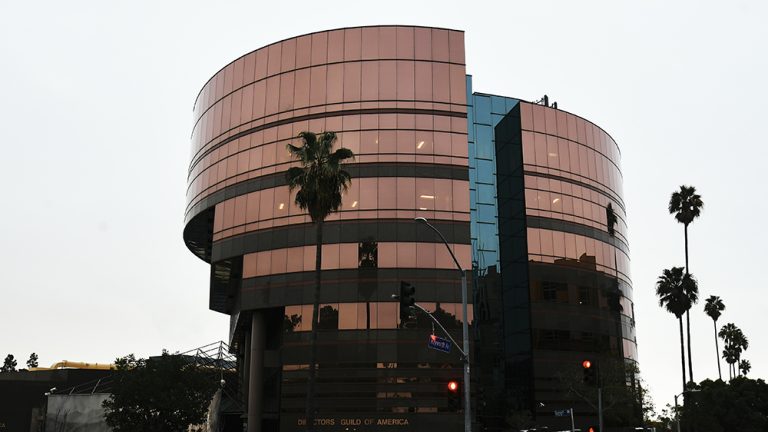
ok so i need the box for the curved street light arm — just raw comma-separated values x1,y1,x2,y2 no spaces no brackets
415,217,463,274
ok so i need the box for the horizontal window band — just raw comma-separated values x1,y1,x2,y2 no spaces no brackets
185,162,469,223
195,58,469,127
190,107,468,172
526,215,629,255
524,170,626,212
212,219,471,262
242,242,471,278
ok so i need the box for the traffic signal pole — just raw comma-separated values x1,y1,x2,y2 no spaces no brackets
598,386,603,432
460,271,471,432
415,217,471,432
597,362,603,432
582,360,603,432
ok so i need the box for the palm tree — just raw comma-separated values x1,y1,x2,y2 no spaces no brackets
719,323,749,380
669,185,703,382
286,131,354,427
704,296,725,380
656,267,695,392
722,345,739,380
732,328,749,377
739,359,751,377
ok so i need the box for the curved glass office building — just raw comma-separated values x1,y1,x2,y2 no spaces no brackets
184,25,636,432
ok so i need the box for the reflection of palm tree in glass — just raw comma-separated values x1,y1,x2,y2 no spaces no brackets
606,282,625,358
358,238,378,330
358,239,378,268
606,203,617,237
317,305,339,330
283,314,302,333
415,303,461,331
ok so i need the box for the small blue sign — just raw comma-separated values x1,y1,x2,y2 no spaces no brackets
427,335,452,353
554,409,571,417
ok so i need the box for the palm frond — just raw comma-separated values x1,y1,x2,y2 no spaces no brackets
669,185,704,225
656,267,693,318
285,131,355,223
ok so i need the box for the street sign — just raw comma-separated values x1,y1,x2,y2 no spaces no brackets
554,409,571,417
427,335,452,353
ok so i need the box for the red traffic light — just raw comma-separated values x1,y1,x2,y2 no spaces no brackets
582,360,592,369
430,334,437,341
447,381,459,392
587,427,597,432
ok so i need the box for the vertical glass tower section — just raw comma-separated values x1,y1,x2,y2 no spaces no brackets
467,82,519,272
470,85,637,428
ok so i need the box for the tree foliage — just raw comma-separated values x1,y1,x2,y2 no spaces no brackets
739,360,751,376
704,296,725,322
656,268,697,318
704,296,726,379
286,131,354,223
682,377,768,432
668,185,704,226
558,358,651,427
1,354,17,372
26,352,39,369
718,323,749,379
102,352,219,432
656,267,698,389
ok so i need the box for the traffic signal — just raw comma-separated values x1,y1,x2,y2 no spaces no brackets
582,359,596,386
586,426,598,432
399,281,416,322
447,380,461,411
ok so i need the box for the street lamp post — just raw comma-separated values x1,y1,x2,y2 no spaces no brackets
674,389,699,432
415,217,471,432
673,393,682,432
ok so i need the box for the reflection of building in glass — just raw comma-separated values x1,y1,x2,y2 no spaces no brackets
183,25,635,432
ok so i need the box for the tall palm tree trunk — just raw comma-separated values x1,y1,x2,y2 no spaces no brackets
305,220,323,431
686,312,693,383
684,224,694,383
684,224,689,272
679,317,687,392
713,320,722,380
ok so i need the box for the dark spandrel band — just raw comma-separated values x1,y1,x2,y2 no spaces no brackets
239,267,469,309
211,219,470,262
526,216,629,256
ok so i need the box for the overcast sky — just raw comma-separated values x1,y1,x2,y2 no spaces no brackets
1,0,766,415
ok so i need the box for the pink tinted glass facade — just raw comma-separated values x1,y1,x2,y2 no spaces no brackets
183,26,472,427
185,26,468,227
518,101,635,361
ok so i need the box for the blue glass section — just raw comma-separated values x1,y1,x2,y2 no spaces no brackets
474,95,492,124
491,95,507,113
477,203,496,223
467,75,519,273
476,159,494,183
475,126,494,159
